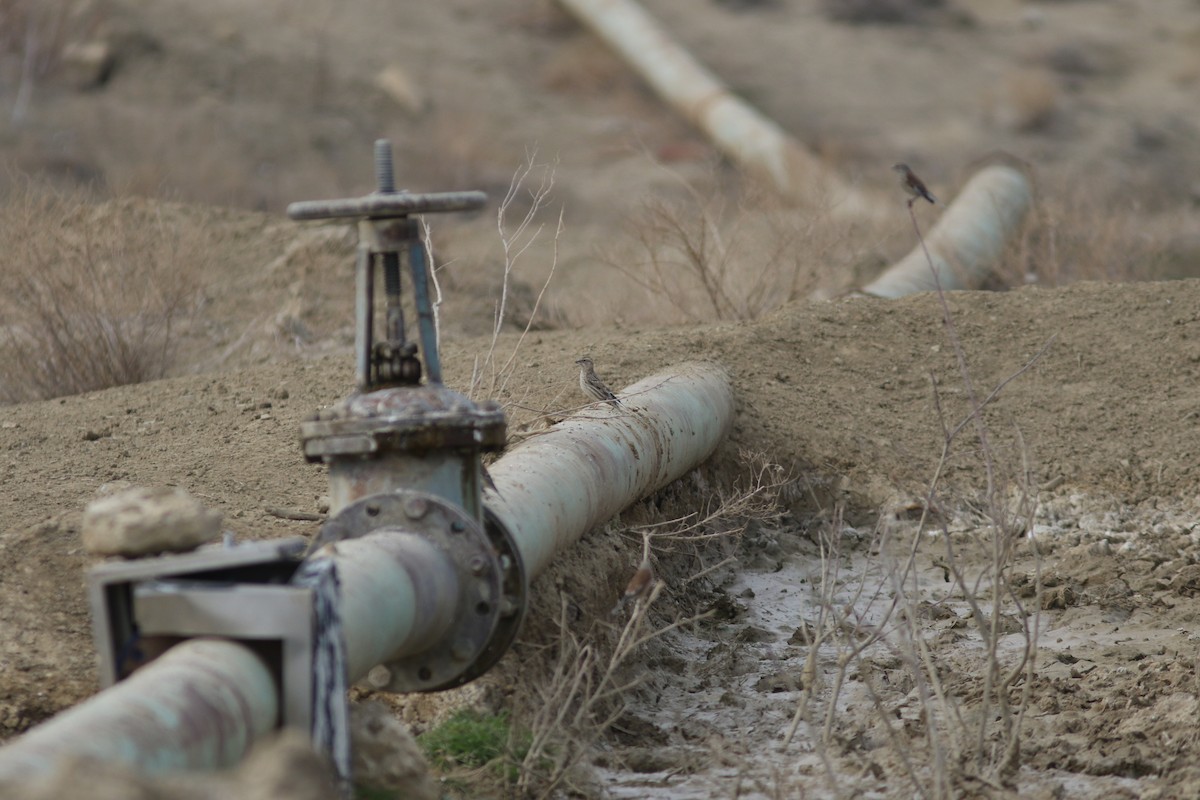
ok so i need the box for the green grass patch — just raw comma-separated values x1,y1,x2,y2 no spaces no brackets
419,709,528,775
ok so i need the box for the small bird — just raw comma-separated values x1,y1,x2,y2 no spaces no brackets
575,357,621,407
893,163,937,207
611,557,655,616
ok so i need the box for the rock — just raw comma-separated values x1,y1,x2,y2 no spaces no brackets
754,669,799,693
82,485,221,557
350,701,439,800
235,730,338,800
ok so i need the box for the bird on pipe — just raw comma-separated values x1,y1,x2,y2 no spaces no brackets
575,357,621,407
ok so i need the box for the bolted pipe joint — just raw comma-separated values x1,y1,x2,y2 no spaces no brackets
310,490,524,692
301,382,506,520
300,375,527,692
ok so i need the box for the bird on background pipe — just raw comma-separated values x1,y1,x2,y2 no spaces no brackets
575,357,622,407
893,163,937,207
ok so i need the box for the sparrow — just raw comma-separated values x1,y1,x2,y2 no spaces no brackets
611,557,655,615
892,163,937,207
575,357,621,407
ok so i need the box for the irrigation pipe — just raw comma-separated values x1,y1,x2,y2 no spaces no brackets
556,0,874,214
0,361,735,784
486,361,735,580
862,165,1033,298
0,639,278,782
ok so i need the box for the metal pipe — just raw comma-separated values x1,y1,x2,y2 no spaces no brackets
407,238,442,384
0,361,736,782
354,242,373,390
486,361,735,580
327,453,473,518
555,0,874,214
862,165,1033,298
0,639,277,783
320,531,459,682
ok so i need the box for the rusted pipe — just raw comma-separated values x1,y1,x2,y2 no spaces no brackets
0,533,465,784
555,0,873,213
320,531,460,682
0,362,736,783
486,361,735,580
0,639,277,784
862,165,1033,298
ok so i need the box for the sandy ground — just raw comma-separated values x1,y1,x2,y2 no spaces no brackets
2,0,1200,797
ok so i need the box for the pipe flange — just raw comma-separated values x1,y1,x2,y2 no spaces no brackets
451,505,527,685
300,384,506,462
318,490,502,692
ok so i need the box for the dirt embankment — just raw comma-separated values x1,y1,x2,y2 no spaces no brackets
2,0,1200,795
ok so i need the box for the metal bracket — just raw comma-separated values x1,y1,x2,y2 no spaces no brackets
132,579,317,732
86,538,352,787
88,538,306,686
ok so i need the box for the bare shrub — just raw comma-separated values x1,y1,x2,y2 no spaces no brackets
785,204,1048,796
0,182,202,403
989,173,1183,287
895,197,1044,794
513,452,791,797
604,179,862,323
467,150,561,404
789,493,1041,797
633,450,791,546
514,580,688,798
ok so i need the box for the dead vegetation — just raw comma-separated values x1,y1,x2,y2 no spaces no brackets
468,151,562,406
495,452,792,798
781,203,1047,797
1002,180,1181,286
594,161,1193,326
0,182,203,403
603,176,866,322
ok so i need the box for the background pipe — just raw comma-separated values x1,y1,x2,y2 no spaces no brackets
862,165,1033,298
0,639,278,784
555,0,875,215
486,360,735,580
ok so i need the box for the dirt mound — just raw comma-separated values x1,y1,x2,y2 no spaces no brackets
3,0,1200,794
3,254,1200,794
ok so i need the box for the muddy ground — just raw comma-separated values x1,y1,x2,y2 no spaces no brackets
2,0,1200,797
